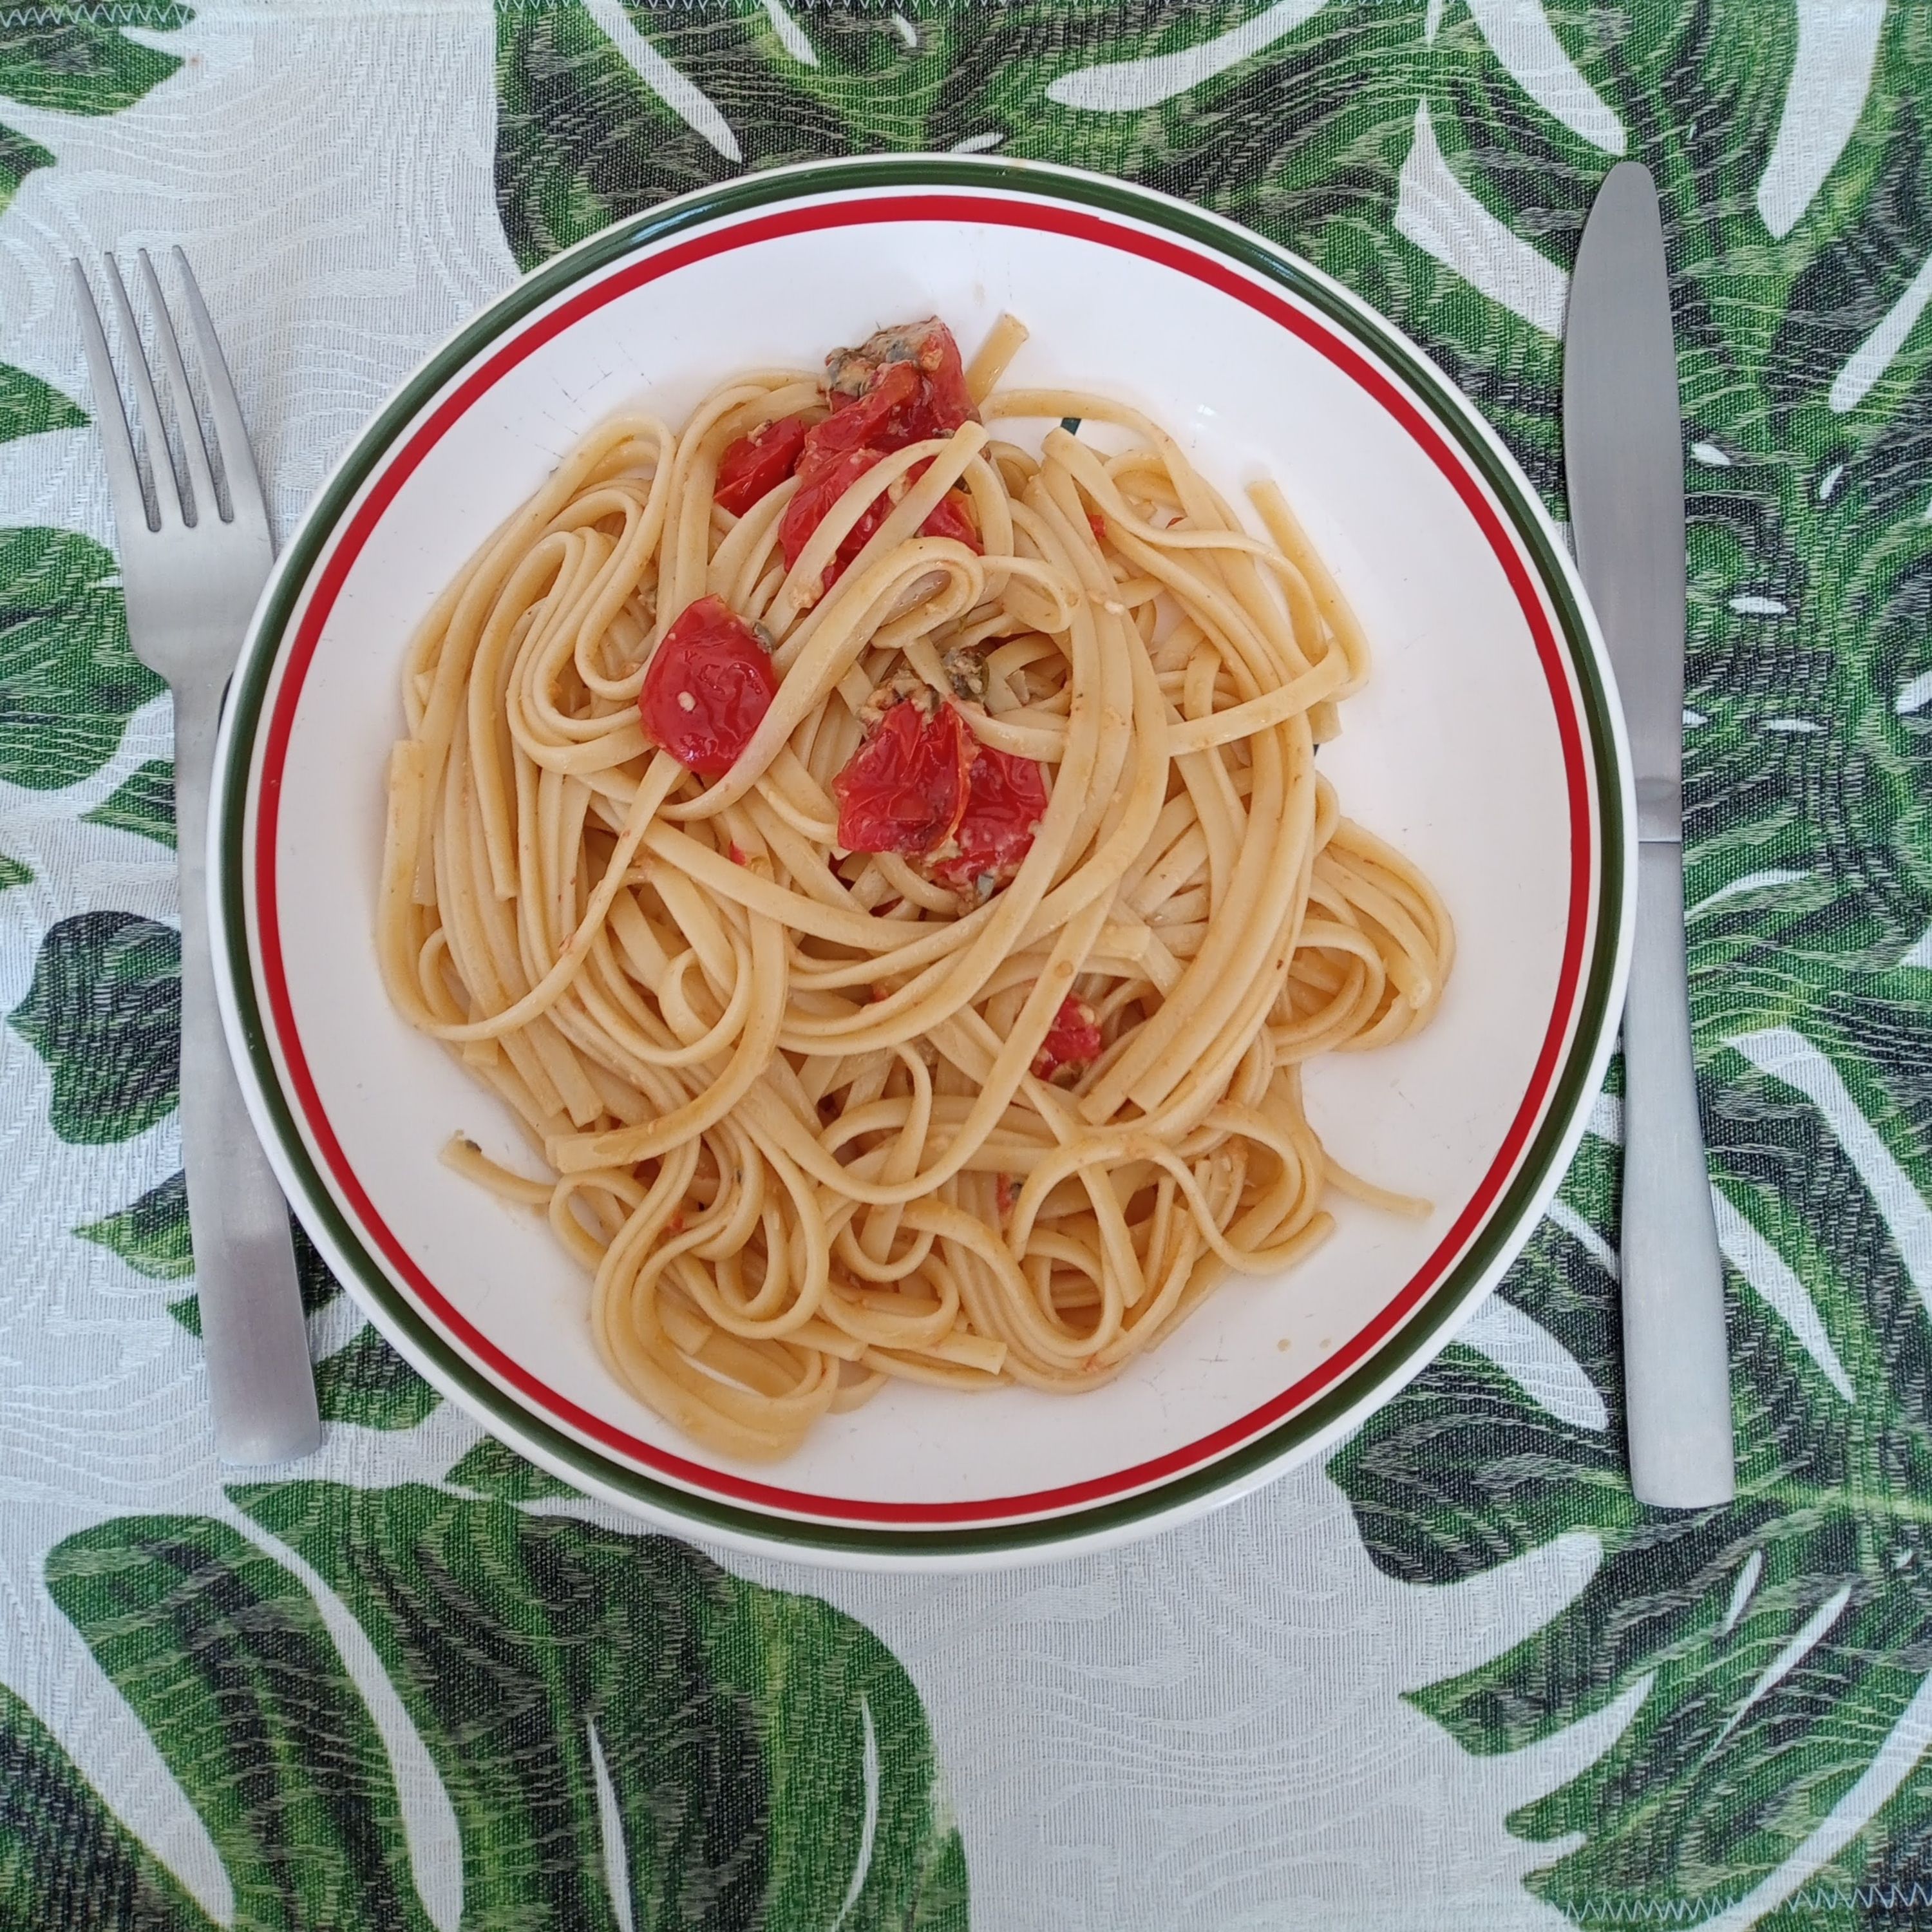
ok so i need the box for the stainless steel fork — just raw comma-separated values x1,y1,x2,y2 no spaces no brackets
73,249,319,1463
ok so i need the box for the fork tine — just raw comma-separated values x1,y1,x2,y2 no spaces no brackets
70,260,156,536
171,248,269,533
136,249,220,525
102,255,186,528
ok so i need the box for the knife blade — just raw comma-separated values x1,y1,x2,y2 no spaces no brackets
1565,160,1735,1510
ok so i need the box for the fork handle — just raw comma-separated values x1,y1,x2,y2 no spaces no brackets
172,681,322,1463
1620,838,1734,1509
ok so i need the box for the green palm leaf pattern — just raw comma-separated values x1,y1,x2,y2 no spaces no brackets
0,4,187,137
13,1484,964,1931
84,760,176,849
77,1164,446,1432
76,1170,194,1282
0,12,186,786
447,1435,583,1503
0,362,84,442
0,529,164,793
491,1,1264,271
486,1,1932,1919
14,4,1920,1921
14,916,442,1428
3,927,427,1430
15,914,439,1428
1329,1108,1932,1922
10,910,181,1145
0,1679,209,1931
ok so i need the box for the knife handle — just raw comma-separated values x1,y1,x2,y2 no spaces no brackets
1620,838,1735,1509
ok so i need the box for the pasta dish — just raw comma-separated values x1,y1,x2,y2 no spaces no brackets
377,314,1452,1459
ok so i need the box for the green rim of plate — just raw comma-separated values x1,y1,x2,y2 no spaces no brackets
216,155,1628,1560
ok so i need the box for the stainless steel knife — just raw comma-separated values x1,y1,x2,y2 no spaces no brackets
1564,162,1735,1510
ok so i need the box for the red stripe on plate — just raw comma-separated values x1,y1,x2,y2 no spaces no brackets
252,192,1596,1528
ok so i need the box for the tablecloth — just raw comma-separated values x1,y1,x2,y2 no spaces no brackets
2,3,1928,1926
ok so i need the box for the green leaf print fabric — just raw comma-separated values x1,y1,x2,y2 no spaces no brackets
2,4,1931,1927
21,1488,965,1931
0,528,164,793
9,909,181,1144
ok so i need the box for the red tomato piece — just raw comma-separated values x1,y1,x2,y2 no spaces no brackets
929,743,1048,896
779,445,886,577
814,359,924,457
714,413,807,516
921,485,980,551
1032,996,1104,1083
779,450,981,593
638,595,777,777
834,696,974,857
824,319,976,450
835,688,1046,898
777,321,981,596
914,323,977,436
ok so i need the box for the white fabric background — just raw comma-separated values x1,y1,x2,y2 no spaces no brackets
0,6,1634,1925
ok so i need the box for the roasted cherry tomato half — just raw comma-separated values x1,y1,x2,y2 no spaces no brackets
929,741,1049,898
779,449,981,592
920,485,980,552
638,595,777,777
779,445,888,578
812,358,924,460
833,695,974,857
824,319,976,450
714,413,808,517
1032,996,1104,1082
777,319,983,596
836,688,1047,907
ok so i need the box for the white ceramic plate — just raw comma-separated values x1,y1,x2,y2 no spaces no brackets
211,156,1633,1568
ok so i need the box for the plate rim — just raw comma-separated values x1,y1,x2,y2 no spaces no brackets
211,153,1634,1567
